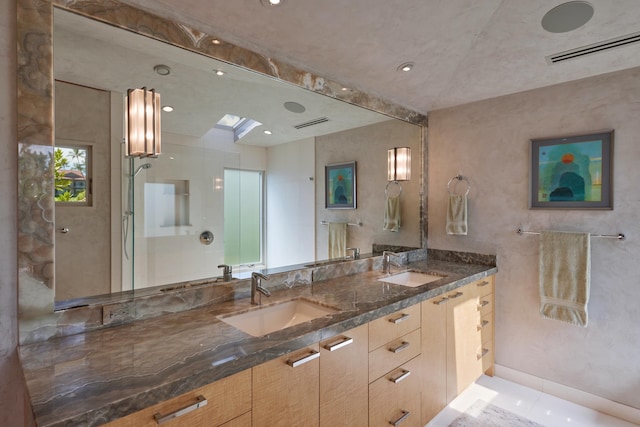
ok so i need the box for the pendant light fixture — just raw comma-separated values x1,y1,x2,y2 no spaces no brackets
125,87,161,157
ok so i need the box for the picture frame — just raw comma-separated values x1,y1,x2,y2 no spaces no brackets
325,161,357,209
530,131,613,209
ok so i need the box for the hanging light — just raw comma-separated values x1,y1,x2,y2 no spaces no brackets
387,147,411,181
125,87,161,157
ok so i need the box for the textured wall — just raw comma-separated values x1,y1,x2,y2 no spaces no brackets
428,67,640,409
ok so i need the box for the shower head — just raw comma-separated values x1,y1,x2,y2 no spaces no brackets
133,163,152,177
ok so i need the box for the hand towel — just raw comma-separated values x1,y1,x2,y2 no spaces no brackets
539,231,591,327
446,194,467,235
383,195,401,232
328,222,347,259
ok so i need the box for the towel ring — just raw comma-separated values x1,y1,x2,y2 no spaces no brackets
447,175,471,196
385,180,403,198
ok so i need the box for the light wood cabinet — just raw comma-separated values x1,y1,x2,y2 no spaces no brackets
369,304,421,427
103,369,251,427
252,344,320,427
319,324,369,427
420,291,447,424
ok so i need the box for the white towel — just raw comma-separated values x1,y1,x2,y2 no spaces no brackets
446,194,467,235
328,223,347,259
383,195,401,232
539,231,591,327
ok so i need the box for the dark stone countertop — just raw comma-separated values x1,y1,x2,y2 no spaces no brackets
19,258,497,427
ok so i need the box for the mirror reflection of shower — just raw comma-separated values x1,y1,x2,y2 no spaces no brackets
123,160,152,260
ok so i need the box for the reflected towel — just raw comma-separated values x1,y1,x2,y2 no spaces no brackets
383,195,401,232
446,194,467,235
539,231,591,327
328,222,347,259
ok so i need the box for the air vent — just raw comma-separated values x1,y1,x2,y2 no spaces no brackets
294,117,329,129
547,31,640,64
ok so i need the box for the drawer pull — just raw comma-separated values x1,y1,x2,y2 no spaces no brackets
433,296,449,305
477,348,490,360
478,300,490,309
287,350,320,367
389,341,410,354
477,280,490,287
478,319,490,330
323,336,353,352
153,395,207,424
388,313,411,324
448,291,463,299
390,369,411,384
389,410,410,426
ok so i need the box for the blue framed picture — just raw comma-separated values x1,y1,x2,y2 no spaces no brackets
325,161,357,209
530,131,613,209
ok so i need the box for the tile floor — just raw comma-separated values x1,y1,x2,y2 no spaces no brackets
427,375,639,427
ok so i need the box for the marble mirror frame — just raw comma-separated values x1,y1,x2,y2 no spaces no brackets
16,0,428,339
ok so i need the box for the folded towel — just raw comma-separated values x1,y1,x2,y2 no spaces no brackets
539,231,591,327
446,194,467,235
328,222,347,259
383,195,401,232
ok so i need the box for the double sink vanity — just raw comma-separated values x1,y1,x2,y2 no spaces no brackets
19,251,497,426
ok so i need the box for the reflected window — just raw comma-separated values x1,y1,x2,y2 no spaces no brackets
223,169,264,267
54,145,91,205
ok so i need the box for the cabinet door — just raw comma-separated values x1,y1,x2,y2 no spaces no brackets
446,283,483,403
252,344,320,427
319,324,368,427
369,356,422,427
103,369,251,427
421,294,447,425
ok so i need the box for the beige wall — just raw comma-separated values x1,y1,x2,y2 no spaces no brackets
315,120,422,258
428,67,640,409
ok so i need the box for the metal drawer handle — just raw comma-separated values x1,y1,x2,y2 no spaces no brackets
389,410,410,426
478,319,489,330
478,300,490,309
433,296,449,305
477,348,490,360
448,291,463,299
323,336,353,352
477,280,490,287
287,350,320,367
390,369,411,384
389,313,410,324
389,341,409,354
153,395,207,424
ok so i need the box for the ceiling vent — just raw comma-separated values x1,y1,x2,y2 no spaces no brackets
546,31,640,64
294,117,329,129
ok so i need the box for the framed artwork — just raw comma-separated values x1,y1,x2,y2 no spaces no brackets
325,161,357,209
530,131,613,209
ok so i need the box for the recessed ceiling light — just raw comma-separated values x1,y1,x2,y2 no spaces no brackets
214,69,225,76
542,1,594,33
260,0,283,7
153,64,171,76
264,130,272,135
162,105,174,112
341,87,349,91
397,62,414,72
212,39,222,45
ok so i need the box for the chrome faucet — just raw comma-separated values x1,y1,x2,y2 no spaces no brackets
346,247,360,259
382,251,399,274
218,264,232,281
251,272,271,305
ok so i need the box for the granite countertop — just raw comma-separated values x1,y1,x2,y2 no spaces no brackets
19,258,497,427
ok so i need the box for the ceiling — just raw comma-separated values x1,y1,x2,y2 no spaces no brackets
117,0,640,114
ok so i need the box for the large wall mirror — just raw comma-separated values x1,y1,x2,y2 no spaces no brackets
17,0,427,330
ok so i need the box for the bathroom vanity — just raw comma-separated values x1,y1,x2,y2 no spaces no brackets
19,255,496,427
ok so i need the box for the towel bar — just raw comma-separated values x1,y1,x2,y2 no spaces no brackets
320,220,362,227
516,228,625,241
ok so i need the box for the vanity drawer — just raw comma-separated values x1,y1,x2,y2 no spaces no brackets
104,369,251,427
369,356,422,427
478,294,493,317
369,329,421,381
479,313,493,344
369,303,421,351
475,276,494,298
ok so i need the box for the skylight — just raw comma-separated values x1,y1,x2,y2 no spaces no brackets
215,114,262,141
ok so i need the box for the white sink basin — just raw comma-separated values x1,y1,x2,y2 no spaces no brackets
377,271,446,287
218,298,340,337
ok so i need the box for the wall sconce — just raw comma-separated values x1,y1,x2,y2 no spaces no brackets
387,147,411,181
125,87,161,157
